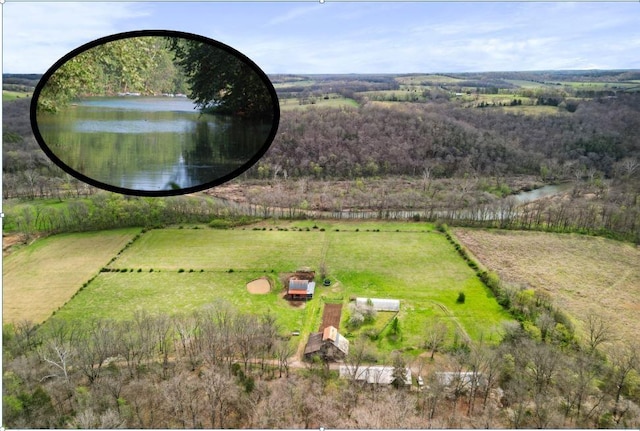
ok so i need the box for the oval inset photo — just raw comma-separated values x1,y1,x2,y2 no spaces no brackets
31,30,279,196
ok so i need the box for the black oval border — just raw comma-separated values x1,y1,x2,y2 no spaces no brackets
30,29,280,197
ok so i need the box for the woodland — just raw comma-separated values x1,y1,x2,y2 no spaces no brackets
2,70,640,428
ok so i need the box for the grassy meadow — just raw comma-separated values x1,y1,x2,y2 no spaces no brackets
4,221,512,356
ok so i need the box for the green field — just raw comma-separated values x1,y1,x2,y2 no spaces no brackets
2,90,31,101
279,95,359,111
4,222,512,356
3,228,141,323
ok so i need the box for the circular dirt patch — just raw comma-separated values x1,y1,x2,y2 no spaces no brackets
247,277,271,294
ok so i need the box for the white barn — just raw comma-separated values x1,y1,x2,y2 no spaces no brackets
339,365,411,385
355,297,400,312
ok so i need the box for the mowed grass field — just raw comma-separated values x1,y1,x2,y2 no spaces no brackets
2,228,141,324
454,228,640,347
5,222,512,355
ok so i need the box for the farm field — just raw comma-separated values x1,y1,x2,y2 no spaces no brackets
279,95,359,110
2,228,141,324
453,228,640,347
2,90,31,101
4,221,512,356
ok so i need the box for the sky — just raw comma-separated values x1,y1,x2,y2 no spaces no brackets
2,1,640,74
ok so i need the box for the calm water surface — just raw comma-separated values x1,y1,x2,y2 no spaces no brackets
37,97,272,192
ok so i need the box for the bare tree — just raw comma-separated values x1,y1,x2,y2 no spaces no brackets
274,339,295,378
608,342,639,424
201,366,239,428
584,311,615,354
425,319,449,359
75,319,119,384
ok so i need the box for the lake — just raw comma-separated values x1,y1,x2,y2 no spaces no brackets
36,97,273,193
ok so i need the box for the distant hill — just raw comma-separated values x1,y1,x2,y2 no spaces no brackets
3,73,42,91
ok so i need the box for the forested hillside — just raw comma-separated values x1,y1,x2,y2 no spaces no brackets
259,95,640,179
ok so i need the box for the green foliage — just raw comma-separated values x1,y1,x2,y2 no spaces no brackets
37,37,187,112
389,316,400,336
170,38,274,118
456,291,466,304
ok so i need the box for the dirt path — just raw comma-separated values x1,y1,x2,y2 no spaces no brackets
431,301,471,344
3,233,25,256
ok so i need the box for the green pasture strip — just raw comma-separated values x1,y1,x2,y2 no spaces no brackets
498,105,564,116
111,228,325,271
504,79,551,89
396,74,464,85
2,228,141,324
272,79,316,88
48,271,316,332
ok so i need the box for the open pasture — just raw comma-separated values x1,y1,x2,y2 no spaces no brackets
94,224,511,349
454,228,640,348
2,228,141,324
111,228,324,271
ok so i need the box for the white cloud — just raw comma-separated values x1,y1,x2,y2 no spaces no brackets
3,2,151,73
265,4,321,27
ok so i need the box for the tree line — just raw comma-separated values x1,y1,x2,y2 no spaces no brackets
36,37,189,112
35,34,274,117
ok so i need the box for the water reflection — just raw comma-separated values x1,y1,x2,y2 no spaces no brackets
36,97,273,192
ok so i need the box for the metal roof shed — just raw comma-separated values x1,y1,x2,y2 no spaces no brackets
355,298,400,312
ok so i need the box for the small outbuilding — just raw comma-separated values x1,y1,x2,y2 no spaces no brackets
355,297,400,312
288,279,316,300
339,365,412,386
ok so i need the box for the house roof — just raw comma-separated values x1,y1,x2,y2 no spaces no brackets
304,332,323,355
435,371,484,387
322,325,349,355
322,326,338,342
